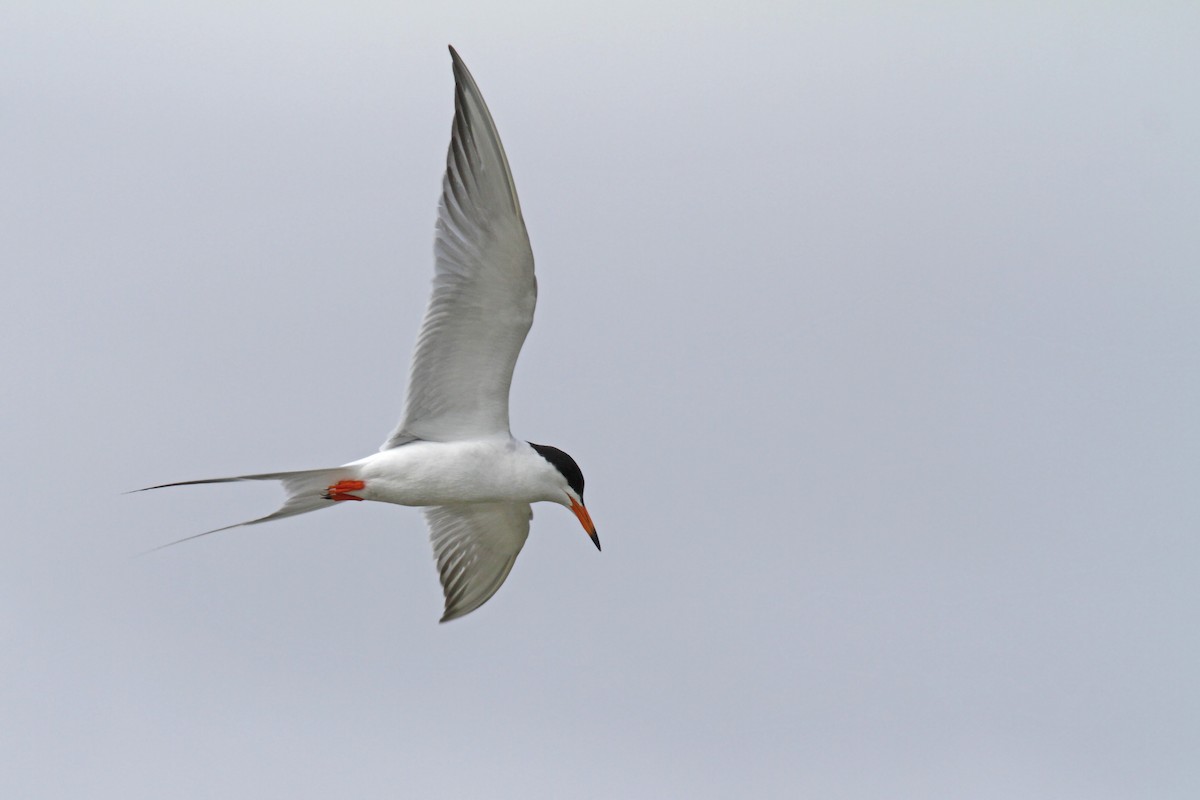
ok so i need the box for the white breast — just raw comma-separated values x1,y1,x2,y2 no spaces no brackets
348,439,556,507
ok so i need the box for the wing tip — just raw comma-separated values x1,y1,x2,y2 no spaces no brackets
439,600,477,623
448,45,468,78
438,594,480,623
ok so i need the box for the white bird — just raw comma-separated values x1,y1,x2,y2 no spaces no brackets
138,46,598,622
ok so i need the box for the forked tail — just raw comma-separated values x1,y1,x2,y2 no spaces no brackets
133,466,361,554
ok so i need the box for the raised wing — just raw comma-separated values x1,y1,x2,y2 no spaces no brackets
426,502,532,622
382,47,536,449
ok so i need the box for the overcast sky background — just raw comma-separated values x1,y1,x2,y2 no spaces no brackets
3,2,1199,798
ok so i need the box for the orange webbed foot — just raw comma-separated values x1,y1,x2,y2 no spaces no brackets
323,479,366,502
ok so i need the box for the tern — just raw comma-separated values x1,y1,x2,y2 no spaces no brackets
138,47,597,622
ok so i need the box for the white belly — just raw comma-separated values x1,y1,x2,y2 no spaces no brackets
347,439,550,507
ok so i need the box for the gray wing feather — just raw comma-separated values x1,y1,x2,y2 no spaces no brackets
426,502,532,622
383,47,535,449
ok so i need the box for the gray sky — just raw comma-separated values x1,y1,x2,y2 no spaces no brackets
3,2,1199,797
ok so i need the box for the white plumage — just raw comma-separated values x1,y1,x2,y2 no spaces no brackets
138,47,598,623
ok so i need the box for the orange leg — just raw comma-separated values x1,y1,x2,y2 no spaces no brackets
323,479,366,502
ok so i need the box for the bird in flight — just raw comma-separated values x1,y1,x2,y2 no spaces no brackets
138,46,598,622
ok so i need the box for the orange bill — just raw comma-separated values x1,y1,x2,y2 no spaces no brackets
569,497,600,551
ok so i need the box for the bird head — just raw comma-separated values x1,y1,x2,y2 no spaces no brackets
529,442,599,551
